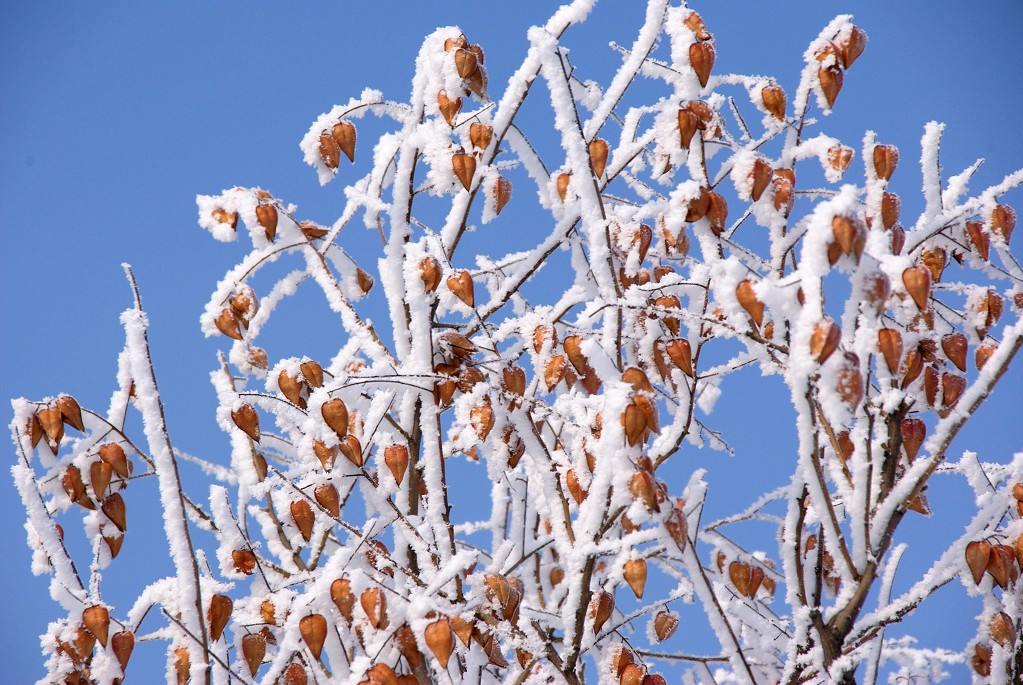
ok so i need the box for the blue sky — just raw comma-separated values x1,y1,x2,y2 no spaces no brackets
2,1,1022,681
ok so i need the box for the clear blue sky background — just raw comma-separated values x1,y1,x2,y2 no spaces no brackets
2,2,1022,682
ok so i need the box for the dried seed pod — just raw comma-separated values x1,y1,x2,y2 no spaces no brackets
360,587,387,629
941,333,967,372
941,373,965,410
111,630,134,672
990,204,1015,243
56,395,85,432
104,534,124,558
556,172,572,201
620,663,647,685
565,468,587,504
827,145,853,173
689,41,715,88
331,121,356,163
965,540,991,586
900,418,925,462
683,10,711,40
419,257,441,293
255,203,278,241
469,122,493,150
102,493,127,532
90,460,112,500
761,85,786,120
809,319,840,364
211,207,238,228
355,267,374,294
282,662,307,685
37,404,64,452
901,266,931,311
873,144,899,181
299,614,328,659
966,221,990,260
735,279,764,326
749,158,773,201
666,338,694,377
652,611,679,642
831,215,864,259
331,578,355,623
772,174,794,216
588,138,609,178
921,247,946,283
817,65,843,108
313,483,340,518
623,558,648,599
241,633,265,676
437,90,462,126
836,352,864,409
502,365,527,396
493,176,512,215
232,549,257,575
424,617,454,667
450,616,473,646
839,26,867,68
975,340,996,370
383,444,409,485
677,109,700,149
589,591,614,634
207,594,232,641
447,270,475,307
318,132,340,169
544,355,568,391
291,499,314,542
987,545,1017,589
470,398,495,440
98,443,130,478
321,398,349,438
60,465,87,507
231,404,260,442
339,434,363,467
451,150,476,191
454,47,479,78
278,370,307,408
990,611,1015,647
971,644,992,677
83,605,110,647
395,624,423,670
881,192,900,229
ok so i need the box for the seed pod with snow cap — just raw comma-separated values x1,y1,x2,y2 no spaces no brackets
677,109,700,149
666,338,694,377
338,434,363,467
102,493,127,531
56,395,85,433
318,132,340,169
231,404,260,441
419,257,441,293
331,578,355,622
447,270,475,307
831,215,864,261
384,444,409,485
835,353,864,409
818,65,843,108
278,370,307,408
706,191,728,235
735,279,764,327
827,145,853,173
684,10,711,40
839,26,867,68
437,90,461,126
314,483,340,518
589,591,614,633
469,122,492,150
470,397,495,440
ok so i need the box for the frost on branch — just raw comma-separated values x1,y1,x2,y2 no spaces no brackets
10,3,1023,685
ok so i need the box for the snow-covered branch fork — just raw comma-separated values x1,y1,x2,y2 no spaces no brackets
11,2,1023,684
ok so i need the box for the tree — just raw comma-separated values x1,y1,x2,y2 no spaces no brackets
10,2,1023,683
